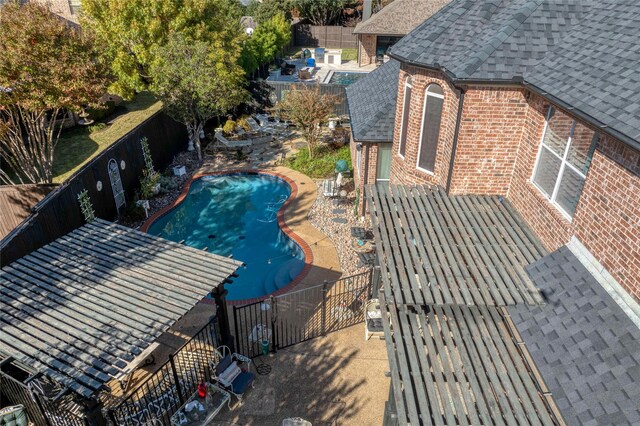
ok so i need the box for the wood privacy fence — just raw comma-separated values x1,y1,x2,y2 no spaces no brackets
266,81,349,117
232,270,377,358
0,111,188,267
292,24,357,49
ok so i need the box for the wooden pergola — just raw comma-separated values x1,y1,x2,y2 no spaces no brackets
366,184,547,306
367,184,564,425
0,219,242,399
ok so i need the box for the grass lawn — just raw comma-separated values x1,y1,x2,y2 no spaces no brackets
52,92,162,183
341,48,357,61
284,144,351,179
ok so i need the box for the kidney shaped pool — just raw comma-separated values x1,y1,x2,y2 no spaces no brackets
147,173,306,301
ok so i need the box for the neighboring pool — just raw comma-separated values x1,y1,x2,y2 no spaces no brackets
147,173,306,301
327,71,367,85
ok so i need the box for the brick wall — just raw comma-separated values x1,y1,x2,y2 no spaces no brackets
358,34,377,67
389,65,460,187
572,137,640,300
448,87,528,195
350,137,381,215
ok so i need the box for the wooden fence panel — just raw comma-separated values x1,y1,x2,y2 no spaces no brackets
266,82,349,116
0,112,188,267
292,24,357,49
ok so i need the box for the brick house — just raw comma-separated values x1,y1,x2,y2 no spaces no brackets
353,0,449,67
349,1,640,423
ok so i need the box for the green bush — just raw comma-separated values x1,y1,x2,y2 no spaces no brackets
341,48,357,61
284,144,351,178
88,122,107,133
223,119,237,135
87,100,116,121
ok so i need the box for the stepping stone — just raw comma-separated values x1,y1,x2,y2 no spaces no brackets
332,218,347,224
332,209,346,214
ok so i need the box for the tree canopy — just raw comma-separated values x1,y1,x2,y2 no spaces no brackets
149,34,248,160
240,12,291,75
246,0,294,24
295,0,348,26
0,1,109,184
81,0,244,99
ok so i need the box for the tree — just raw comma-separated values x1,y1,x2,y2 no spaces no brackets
295,0,347,25
276,85,338,159
149,34,247,160
0,2,109,184
81,0,244,99
246,0,294,24
240,12,291,77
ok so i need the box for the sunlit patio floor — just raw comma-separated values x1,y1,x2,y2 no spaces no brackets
212,323,389,425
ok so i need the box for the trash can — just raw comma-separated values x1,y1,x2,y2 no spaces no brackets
261,339,269,356
335,159,349,174
306,57,316,68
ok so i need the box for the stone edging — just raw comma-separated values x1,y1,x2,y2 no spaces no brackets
140,169,314,306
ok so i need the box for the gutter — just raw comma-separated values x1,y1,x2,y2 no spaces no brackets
361,143,371,216
387,53,640,152
445,88,465,193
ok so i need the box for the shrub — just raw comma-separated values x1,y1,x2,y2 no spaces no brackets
158,175,180,193
222,119,237,135
237,117,252,131
88,122,107,133
284,144,351,178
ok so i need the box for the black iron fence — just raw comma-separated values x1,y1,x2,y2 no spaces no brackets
0,369,101,426
233,270,375,358
106,318,222,425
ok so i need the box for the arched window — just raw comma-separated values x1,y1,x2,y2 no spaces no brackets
398,76,412,158
416,83,444,173
107,159,126,213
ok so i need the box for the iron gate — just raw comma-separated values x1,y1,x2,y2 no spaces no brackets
232,270,374,358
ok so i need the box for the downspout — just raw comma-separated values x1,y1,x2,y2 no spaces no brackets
361,143,370,217
445,88,465,194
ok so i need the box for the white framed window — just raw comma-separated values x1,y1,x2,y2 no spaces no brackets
416,83,444,174
397,76,412,158
376,145,392,181
531,107,597,219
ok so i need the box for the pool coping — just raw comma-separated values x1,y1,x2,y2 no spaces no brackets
140,169,315,306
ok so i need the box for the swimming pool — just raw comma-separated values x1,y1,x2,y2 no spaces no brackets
147,173,306,301
327,71,367,85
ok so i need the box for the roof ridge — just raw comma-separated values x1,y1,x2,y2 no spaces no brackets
458,0,544,78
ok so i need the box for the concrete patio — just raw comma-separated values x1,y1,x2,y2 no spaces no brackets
211,323,389,425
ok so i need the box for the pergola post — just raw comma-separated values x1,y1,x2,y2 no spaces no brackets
211,284,234,351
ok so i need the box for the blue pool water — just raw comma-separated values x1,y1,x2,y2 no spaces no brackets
148,174,306,301
328,71,367,85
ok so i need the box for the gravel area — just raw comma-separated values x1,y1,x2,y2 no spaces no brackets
307,178,373,277
122,150,202,229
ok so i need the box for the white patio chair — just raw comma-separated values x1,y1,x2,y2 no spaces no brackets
364,298,384,341
214,129,252,150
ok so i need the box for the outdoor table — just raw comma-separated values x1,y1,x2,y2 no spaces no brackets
170,383,230,426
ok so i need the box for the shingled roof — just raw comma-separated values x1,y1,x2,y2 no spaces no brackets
346,59,400,142
508,247,640,426
389,0,640,148
353,0,450,36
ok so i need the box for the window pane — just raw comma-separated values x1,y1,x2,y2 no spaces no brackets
533,147,561,197
556,166,586,216
542,107,572,156
377,145,392,180
567,126,597,174
417,94,443,172
399,86,411,157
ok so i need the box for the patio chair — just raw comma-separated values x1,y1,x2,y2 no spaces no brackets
209,347,255,402
214,129,252,150
364,298,384,341
298,68,312,80
322,172,343,197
